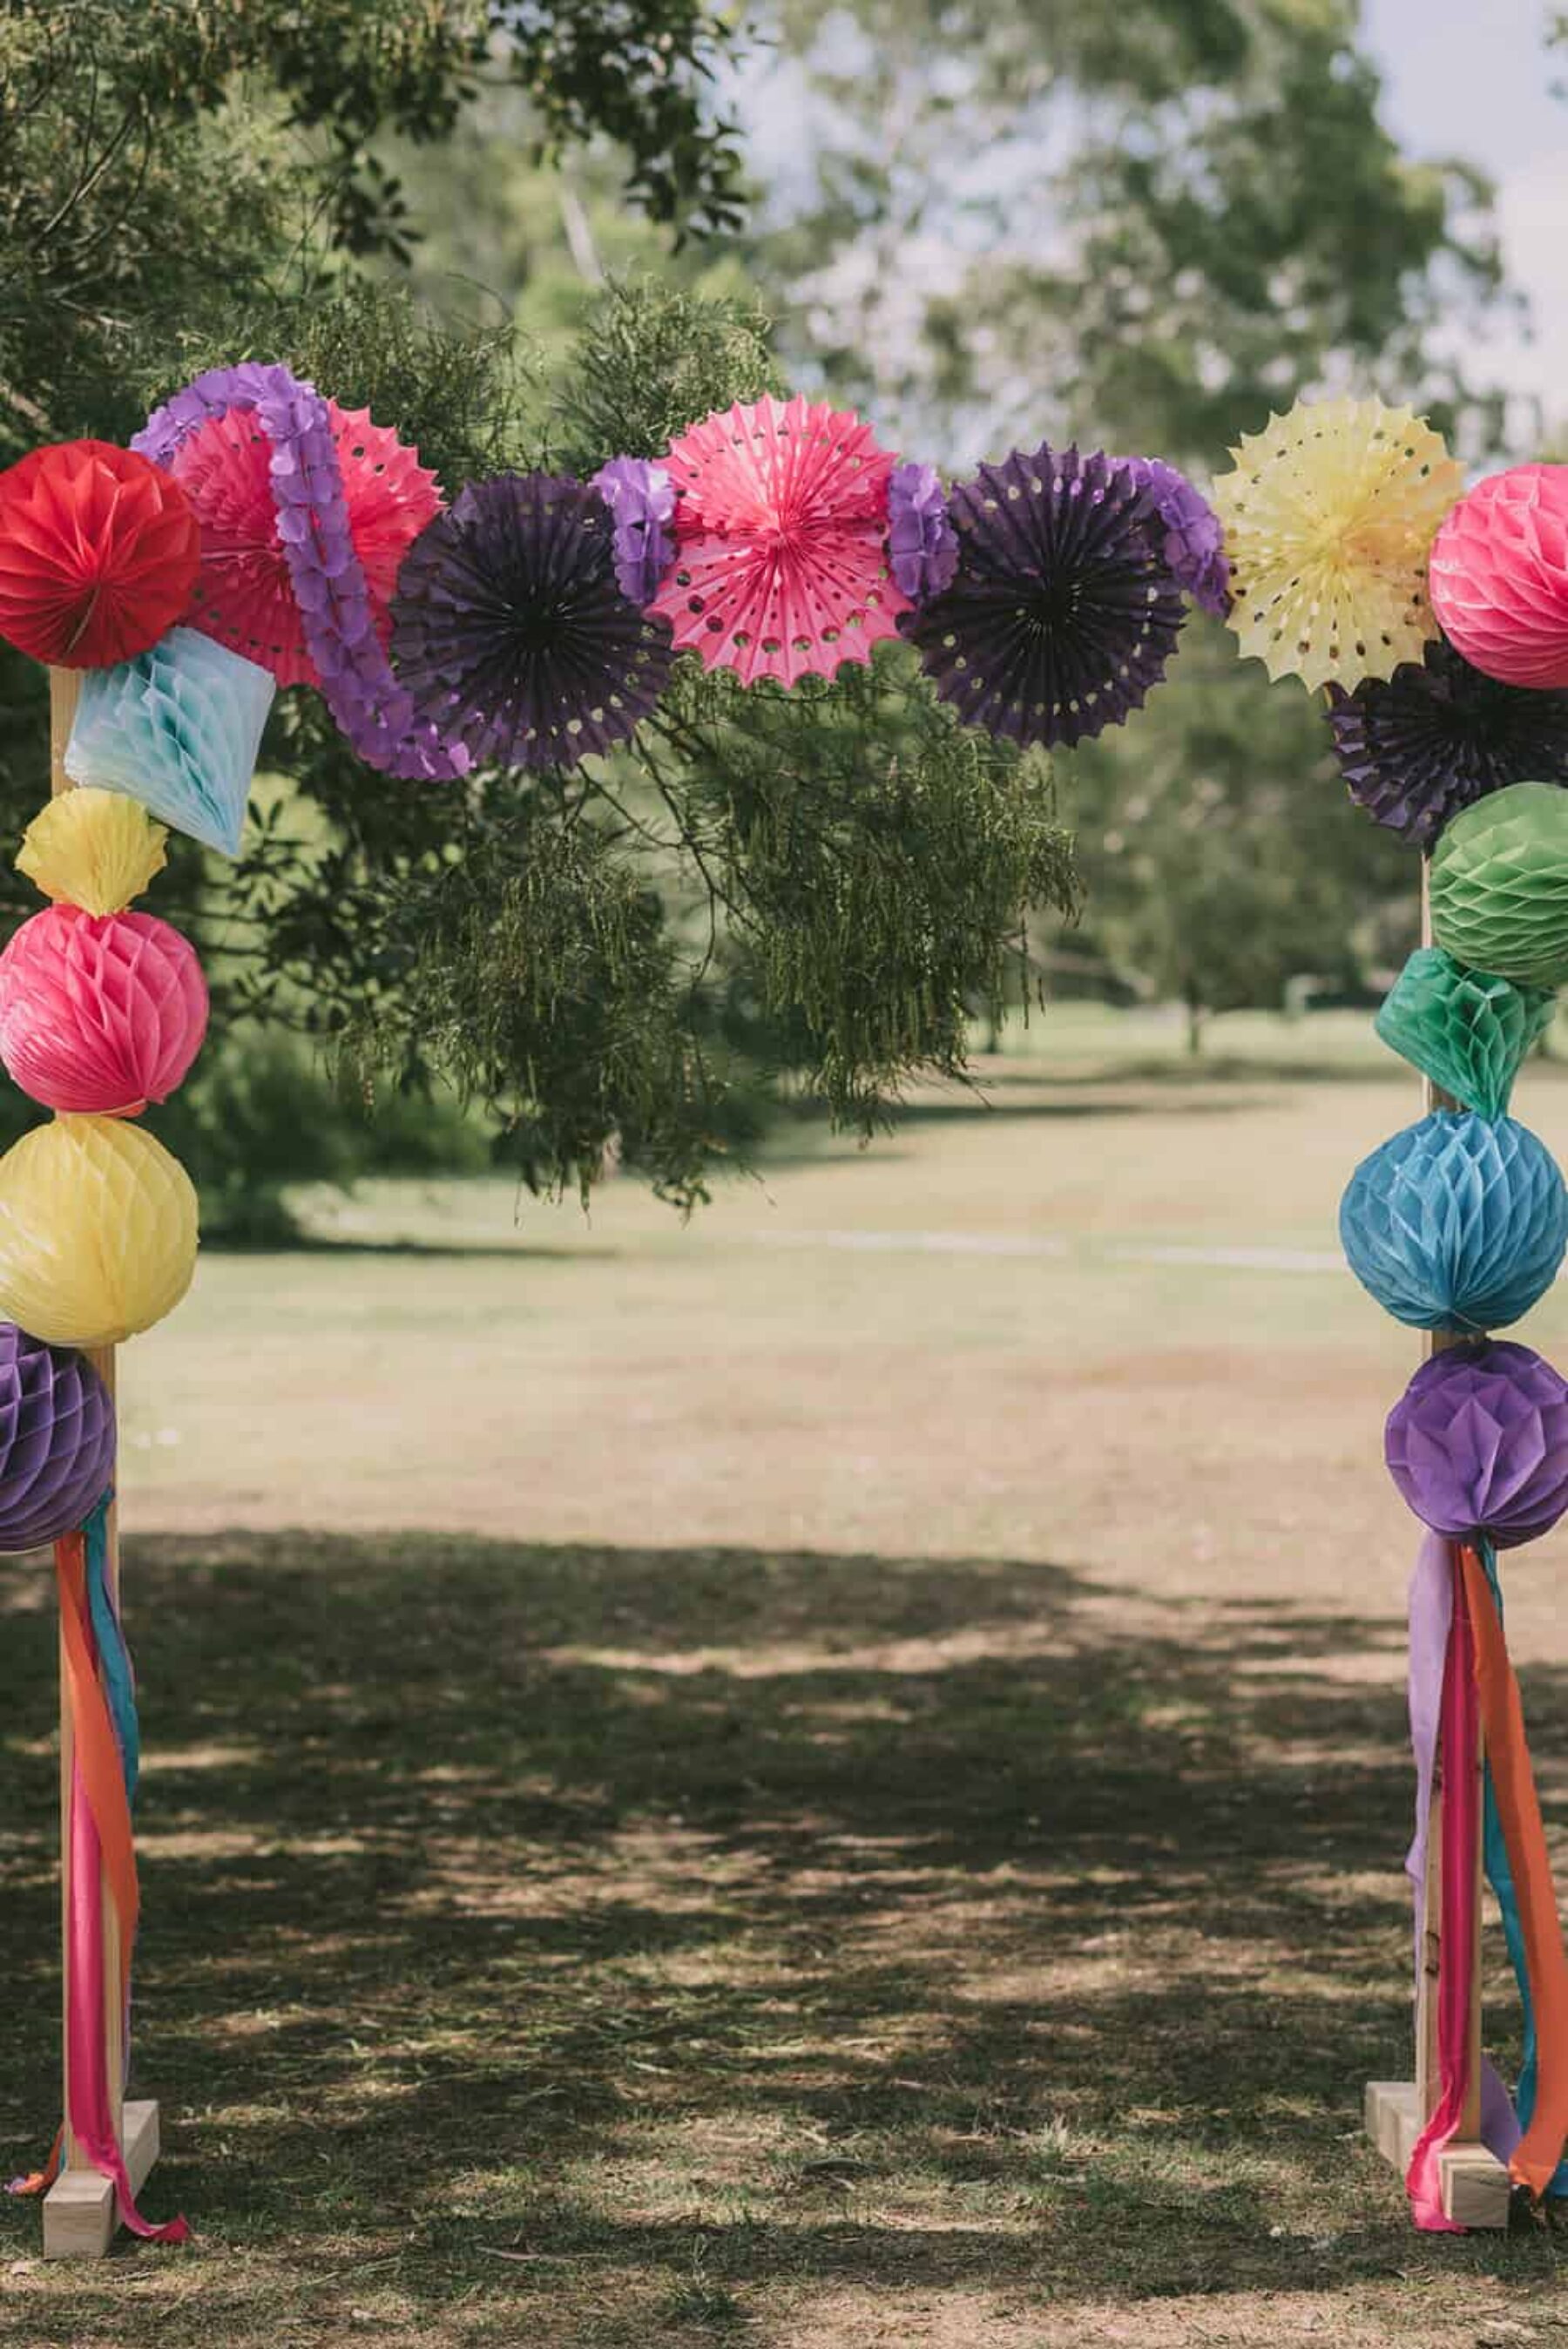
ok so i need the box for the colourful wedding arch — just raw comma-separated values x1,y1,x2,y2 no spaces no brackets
3,368,1568,2249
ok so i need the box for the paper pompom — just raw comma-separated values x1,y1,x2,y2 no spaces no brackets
0,1324,115,1554
1386,1339,1568,1549
0,904,208,1116
1375,948,1554,1121
1341,1111,1567,1334
899,443,1187,749
1121,457,1229,615
0,441,199,669
389,472,673,771
1327,636,1568,848
64,626,274,856
16,790,169,917
166,398,442,688
652,395,909,687
1429,781,1568,991
1210,396,1460,692
591,457,676,606
1429,466,1568,690
887,463,959,603
0,1116,198,1349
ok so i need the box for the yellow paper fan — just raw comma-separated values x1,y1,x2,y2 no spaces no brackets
17,788,169,915
1210,397,1462,694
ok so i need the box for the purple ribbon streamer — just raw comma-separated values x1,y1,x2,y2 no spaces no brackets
134,364,469,783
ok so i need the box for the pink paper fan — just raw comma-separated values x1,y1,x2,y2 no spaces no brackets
169,400,443,688
651,395,909,688
1429,466,1568,690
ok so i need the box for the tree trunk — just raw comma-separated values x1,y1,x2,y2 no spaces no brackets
1186,998,1205,1059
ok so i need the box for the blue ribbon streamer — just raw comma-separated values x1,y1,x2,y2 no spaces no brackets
84,1492,139,1807
1477,1536,1568,2197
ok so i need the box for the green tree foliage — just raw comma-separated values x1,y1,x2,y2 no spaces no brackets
743,0,1509,1039
0,10,1079,1212
755,0,1505,459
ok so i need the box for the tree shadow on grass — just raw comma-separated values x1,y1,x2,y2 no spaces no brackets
0,1533,1564,2343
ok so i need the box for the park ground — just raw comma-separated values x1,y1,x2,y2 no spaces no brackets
6,1006,1568,2345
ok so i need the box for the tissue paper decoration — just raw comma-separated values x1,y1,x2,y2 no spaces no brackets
16,791,168,917
1429,466,1568,690
886,463,959,604
0,1117,198,1350
1210,396,1460,692
1340,1111,1568,1333
164,397,442,689
136,362,468,783
1429,781,1568,992
1328,638,1568,848
899,443,1187,749
0,1325,115,1554
1375,948,1554,1121
590,457,676,606
1121,456,1229,615
651,395,910,687
0,442,199,670
1386,1340,1568,1548
0,906,208,1116
389,472,674,771
64,626,274,857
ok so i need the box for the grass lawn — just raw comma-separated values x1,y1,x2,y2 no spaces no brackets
4,1007,1568,2344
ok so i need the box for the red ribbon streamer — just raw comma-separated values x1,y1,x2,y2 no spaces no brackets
52,1529,187,2242
1460,1543,1568,2198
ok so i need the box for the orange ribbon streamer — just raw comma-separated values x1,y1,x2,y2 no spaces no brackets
1459,1543,1568,2198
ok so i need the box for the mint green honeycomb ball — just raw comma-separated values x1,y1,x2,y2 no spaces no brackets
1429,781,1568,992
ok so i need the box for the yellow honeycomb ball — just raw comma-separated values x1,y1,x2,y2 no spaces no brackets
17,789,169,916
0,1115,198,1348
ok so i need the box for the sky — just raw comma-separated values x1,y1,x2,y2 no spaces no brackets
1362,0,1568,408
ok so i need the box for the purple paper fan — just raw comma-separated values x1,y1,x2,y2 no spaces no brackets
389,473,675,773
899,443,1188,750
1385,1338,1568,1549
1120,457,1229,616
0,1323,115,1554
1328,635,1568,849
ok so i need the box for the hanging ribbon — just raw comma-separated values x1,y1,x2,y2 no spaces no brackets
1473,1541,1568,2196
1459,1543,1568,2199
13,1517,188,2240
1406,1544,1483,2229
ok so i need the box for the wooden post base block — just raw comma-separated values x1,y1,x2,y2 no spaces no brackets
42,2101,159,2259
1363,2080,1511,2230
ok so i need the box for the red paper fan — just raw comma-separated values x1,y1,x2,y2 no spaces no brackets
651,395,909,688
0,441,199,668
168,401,443,688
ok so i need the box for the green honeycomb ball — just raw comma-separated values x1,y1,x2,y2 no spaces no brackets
1429,780,1568,991
1375,946,1555,1120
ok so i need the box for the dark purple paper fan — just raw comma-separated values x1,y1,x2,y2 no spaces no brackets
899,444,1187,750
1328,635,1568,849
389,473,674,772
0,1323,114,1554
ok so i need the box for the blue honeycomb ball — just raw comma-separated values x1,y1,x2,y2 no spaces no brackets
1340,1110,1567,1334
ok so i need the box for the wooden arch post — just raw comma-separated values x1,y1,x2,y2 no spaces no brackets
38,667,162,2258
1364,868,1511,2230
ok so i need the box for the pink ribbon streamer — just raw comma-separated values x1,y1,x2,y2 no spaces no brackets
66,1754,187,2240
1406,1546,1482,2230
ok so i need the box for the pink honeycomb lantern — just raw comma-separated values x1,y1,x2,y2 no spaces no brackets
0,904,209,1117
1429,465,1568,690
